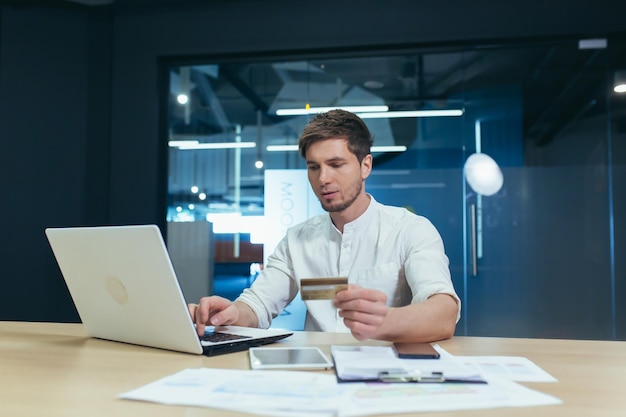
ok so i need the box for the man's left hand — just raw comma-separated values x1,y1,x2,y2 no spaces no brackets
333,284,388,340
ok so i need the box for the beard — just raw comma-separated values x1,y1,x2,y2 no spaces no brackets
319,178,363,213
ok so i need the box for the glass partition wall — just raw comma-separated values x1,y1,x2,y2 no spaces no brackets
167,38,626,339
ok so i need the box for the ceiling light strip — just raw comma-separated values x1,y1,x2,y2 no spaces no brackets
170,141,257,150
372,146,407,152
275,107,463,118
266,145,299,152
359,109,464,118
275,105,388,116
266,145,407,152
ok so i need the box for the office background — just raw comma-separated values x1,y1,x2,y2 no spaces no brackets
1,0,625,340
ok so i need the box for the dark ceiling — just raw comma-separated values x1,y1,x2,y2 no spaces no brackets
54,0,626,148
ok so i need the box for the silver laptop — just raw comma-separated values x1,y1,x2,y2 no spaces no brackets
45,224,292,356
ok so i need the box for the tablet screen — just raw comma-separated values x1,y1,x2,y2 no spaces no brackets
249,347,333,370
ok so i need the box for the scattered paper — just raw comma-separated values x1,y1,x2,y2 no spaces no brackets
338,377,561,417
457,356,558,382
119,352,562,417
119,368,343,417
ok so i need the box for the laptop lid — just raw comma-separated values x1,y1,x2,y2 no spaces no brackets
45,224,292,356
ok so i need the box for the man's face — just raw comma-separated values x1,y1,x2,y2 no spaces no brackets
305,137,371,213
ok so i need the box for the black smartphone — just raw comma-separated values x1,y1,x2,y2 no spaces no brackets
393,342,440,359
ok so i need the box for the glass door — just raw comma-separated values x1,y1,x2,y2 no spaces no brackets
460,41,616,339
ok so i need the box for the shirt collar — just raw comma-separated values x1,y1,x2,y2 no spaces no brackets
342,194,377,233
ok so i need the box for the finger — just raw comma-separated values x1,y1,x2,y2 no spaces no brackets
209,303,238,326
335,287,387,304
342,318,376,341
187,303,205,336
334,283,360,299
187,303,197,319
339,307,387,326
195,298,215,335
335,297,389,317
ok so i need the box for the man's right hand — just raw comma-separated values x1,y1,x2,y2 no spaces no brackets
188,295,241,336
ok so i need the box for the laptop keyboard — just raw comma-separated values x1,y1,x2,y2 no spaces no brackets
200,331,250,344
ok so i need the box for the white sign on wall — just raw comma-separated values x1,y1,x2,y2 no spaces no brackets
263,169,324,264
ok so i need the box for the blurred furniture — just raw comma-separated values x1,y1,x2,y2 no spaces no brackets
166,221,214,303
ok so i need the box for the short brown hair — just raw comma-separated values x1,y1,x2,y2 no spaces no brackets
298,109,373,163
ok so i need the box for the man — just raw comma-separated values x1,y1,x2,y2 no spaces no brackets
189,109,460,342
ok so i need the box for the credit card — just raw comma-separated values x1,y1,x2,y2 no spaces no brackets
300,277,348,300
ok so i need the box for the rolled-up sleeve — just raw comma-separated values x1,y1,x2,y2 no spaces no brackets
403,217,461,322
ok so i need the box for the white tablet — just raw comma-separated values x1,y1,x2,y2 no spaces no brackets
249,347,334,370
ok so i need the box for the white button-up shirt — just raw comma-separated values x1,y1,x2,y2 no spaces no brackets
237,195,460,332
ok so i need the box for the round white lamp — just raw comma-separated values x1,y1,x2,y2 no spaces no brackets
464,153,504,196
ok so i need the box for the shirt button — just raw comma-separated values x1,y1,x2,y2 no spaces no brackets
342,243,349,248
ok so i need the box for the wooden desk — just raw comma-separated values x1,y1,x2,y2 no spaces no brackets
1,321,625,417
